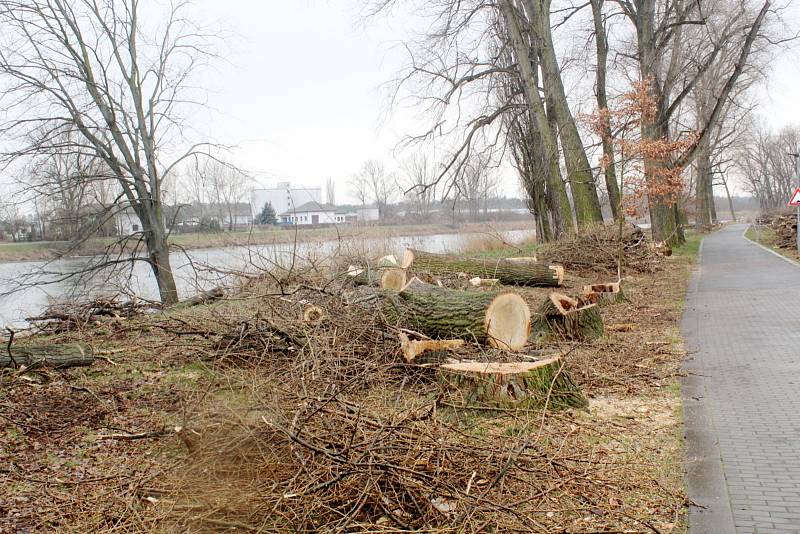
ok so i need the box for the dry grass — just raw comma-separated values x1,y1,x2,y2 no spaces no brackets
0,236,699,533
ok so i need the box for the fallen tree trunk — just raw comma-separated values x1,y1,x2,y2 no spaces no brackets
531,293,604,342
402,249,563,287
581,282,624,306
1,342,94,368
383,280,531,350
438,358,587,410
180,287,224,307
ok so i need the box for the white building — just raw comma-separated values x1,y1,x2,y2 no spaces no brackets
280,201,338,225
354,206,380,222
251,182,322,220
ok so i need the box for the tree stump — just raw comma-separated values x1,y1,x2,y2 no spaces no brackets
438,358,587,410
1,342,94,368
383,281,531,350
581,282,624,306
402,249,563,287
531,293,604,342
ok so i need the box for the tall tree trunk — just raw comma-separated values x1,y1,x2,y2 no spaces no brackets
721,176,737,221
136,200,179,305
500,0,573,239
529,0,604,228
695,134,711,230
590,0,620,219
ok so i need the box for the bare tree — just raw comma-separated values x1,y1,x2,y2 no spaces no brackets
325,177,336,206
353,160,397,219
738,123,800,210
0,0,220,304
200,158,250,231
402,154,437,219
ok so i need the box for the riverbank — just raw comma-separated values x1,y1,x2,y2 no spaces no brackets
0,233,699,532
0,220,533,263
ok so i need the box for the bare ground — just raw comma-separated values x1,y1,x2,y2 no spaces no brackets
0,237,698,533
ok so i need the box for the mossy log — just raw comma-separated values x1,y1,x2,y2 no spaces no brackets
383,281,531,350
438,358,587,410
1,342,94,368
531,293,604,342
581,282,624,306
180,287,224,307
401,249,563,287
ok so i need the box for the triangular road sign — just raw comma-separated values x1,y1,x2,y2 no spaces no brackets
790,188,800,207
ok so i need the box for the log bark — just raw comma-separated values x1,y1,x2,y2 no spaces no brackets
180,287,224,307
531,293,604,342
1,342,94,368
383,282,531,350
438,357,587,410
402,249,563,287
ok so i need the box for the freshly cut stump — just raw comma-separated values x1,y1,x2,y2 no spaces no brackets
402,249,563,287
1,342,94,368
301,304,326,324
438,358,587,410
531,293,604,342
581,282,624,306
383,286,531,350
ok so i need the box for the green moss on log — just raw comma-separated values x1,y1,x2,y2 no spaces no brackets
403,249,563,287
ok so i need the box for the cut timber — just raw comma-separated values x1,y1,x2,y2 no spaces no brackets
401,249,563,287
180,287,224,307
531,293,604,342
399,332,464,363
438,358,587,410
380,268,407,291
581,282,624,306
347,263,407,290
376,255,398,268
383,285,531,350
302,304,325,324
1,342,94,369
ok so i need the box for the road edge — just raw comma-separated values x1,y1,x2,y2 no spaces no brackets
741,224,800,268
680,235,737,534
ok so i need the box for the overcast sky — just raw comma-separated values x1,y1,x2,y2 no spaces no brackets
194,0,799,200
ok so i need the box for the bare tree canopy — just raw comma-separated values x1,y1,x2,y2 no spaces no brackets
0,0,220,304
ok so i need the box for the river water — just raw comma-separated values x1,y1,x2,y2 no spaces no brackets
0,228,535,327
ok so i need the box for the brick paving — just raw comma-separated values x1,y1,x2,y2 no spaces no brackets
682,224,800,533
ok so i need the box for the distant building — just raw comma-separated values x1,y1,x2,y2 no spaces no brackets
354,205,380,222
279,201,337,225
251,182,322,221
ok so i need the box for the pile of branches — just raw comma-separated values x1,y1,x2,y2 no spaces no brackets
26,296,156,333
755,210,797,249
539,223,667,274
169,389,661,532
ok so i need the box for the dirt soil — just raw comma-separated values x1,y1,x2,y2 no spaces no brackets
0,238,698,533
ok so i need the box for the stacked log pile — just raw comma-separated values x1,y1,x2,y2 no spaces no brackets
755,212,797,249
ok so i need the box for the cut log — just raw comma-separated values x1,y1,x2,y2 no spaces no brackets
380,268,407,291
402,249,563,287
531,293,604,342
383,284,531,350
1,342,94,369
376,255,398,268
438,358,587,410
399,332,464,363
347,263,407,290
581,282,624,306
302,304,326,324
179,287,224,307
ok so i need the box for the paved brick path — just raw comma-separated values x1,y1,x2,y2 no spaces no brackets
682,224,800,533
